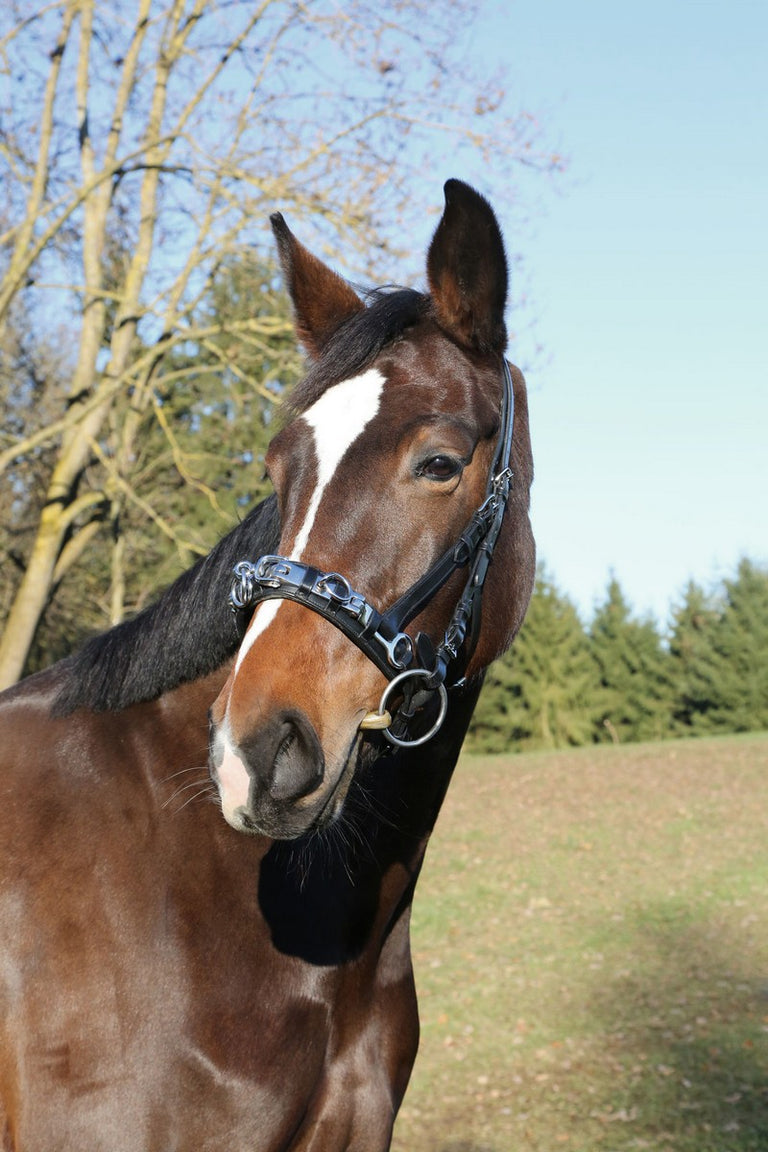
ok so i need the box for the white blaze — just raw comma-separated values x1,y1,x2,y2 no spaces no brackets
233,368,386,674
217,368,386,816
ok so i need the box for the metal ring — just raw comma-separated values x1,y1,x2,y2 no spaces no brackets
316,572,352,603
229,561,257,611
377,668,449,748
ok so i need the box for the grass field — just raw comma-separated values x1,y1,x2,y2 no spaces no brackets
391,733,768,1152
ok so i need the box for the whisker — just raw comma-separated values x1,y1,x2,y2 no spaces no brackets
166,777,210,797
169,786,217,815
161,765,212,784
162,774,212,810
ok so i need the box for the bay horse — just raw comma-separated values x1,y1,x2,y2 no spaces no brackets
0,180,534,1151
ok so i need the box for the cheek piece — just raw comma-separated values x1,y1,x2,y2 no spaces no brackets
228,359,515,749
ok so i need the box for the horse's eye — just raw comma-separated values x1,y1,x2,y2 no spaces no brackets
417,454,463,482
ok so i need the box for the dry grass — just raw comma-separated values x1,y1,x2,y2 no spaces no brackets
392,733,768,1152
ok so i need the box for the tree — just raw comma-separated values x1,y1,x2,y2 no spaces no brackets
468,565,600,753
671,560,768,735
0,290,96,656
96,250,301,626
710,559,768,731
30,251,302,672
667,578,721,734
590,577,673,744
0,0,563,687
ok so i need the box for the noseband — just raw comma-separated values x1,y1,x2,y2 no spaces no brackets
229,358,515,747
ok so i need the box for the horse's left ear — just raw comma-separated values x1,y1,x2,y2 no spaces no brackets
427,179,508,353
271,212,365,358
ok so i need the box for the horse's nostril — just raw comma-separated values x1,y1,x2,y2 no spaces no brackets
269,715,324,802
239,711,324,805
275,729,296,767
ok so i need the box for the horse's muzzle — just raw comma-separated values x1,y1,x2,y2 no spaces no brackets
208,708,331,839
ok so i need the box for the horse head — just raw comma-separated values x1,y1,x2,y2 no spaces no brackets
208,180,534,839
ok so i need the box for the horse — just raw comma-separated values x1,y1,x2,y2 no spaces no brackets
0,179,534,1151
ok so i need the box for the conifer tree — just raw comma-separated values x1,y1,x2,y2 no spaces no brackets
668,579,721,733
590,577,673,744
467,565,600,753
696,560,768,733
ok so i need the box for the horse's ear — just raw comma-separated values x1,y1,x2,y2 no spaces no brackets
271,213,365,358
427,179,508,353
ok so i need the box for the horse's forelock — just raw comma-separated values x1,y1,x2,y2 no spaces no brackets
286,288,429,416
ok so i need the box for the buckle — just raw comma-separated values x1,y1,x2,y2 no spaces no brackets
492,466,513,500
315,571,353,602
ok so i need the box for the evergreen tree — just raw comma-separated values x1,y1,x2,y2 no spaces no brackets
590,577,673,744
696,560,768,733
144,250,300,543
467,565,601,753
668,579,721,733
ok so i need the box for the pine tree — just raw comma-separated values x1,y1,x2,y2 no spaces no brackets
668,579,721,733
590,577,673,744
667,561,768,736
700,560,768,733
467,565,601,753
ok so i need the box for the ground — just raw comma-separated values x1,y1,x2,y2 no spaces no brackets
391,732,768,1152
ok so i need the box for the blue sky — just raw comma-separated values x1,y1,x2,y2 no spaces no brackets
455,0,766,626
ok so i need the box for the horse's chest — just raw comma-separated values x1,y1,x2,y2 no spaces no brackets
173,949,415,1150
0,774,417,1151
1,907,413,1152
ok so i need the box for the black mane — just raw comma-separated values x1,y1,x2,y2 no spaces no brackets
52,286,429,716
53,496,280,715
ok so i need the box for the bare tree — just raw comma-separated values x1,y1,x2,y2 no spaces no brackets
0,0,562,687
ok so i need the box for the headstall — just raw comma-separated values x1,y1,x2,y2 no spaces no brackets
229,358,515,747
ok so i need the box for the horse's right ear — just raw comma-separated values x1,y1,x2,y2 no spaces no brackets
271,213,365,358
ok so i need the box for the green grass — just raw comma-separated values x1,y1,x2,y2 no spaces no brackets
391,733,768,1152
